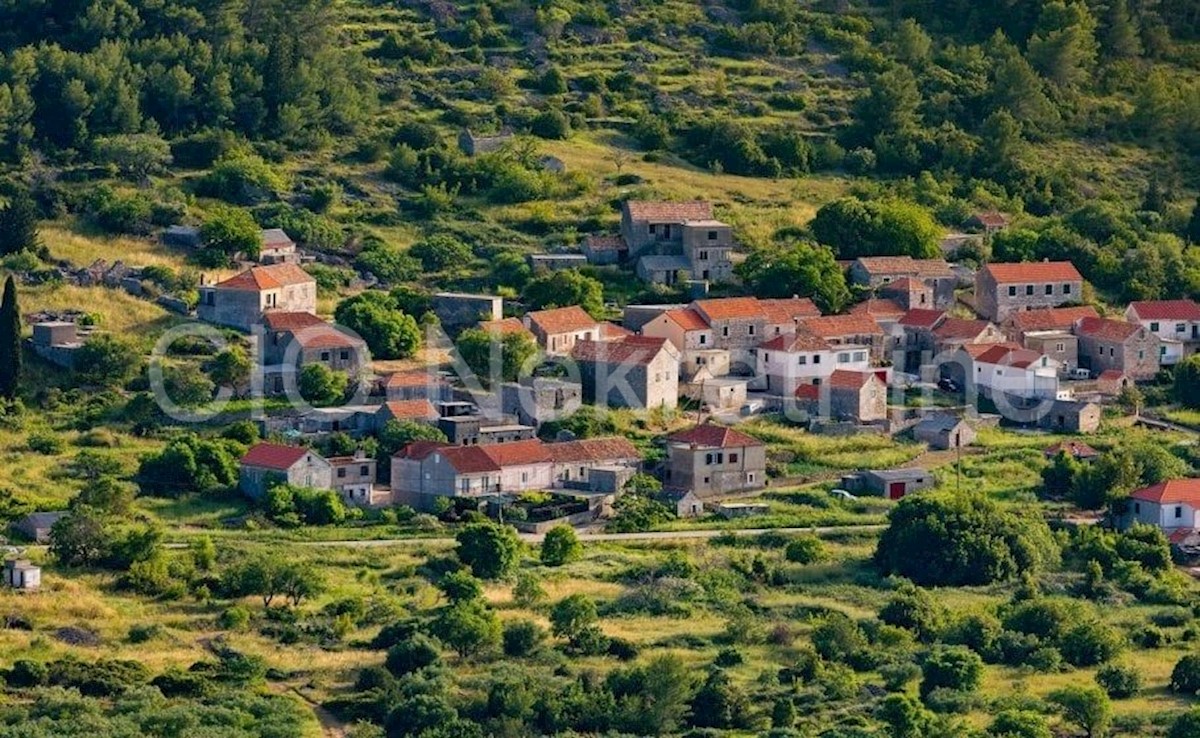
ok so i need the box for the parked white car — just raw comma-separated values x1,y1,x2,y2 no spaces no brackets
829,489,857,501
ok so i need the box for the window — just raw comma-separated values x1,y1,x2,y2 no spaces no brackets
1025,285,1034,296
1162,346,1168,356
320,351,330,361
717,453,724,464
798,355,807,365
854,351,866,362
521,472,528,483
747,473,755,483
1063,284,1072,295
703,476,710,484
705,453,714,465
1177,323,1187,333
648,224,656,234
340,350,349,361
699,250,708,260
699,334,707,345
1150,322,1160,332
1008,286,1018,297
763,353,770,363
1176,506,1183,519
1134,502,1141,514
748,325,755,336
813,355,821,364
838,352,850,363
1045,284,1053,295
1138,350,1145,360
1056,342,1064,352
730,453,738,463
707,230,718,240
337,468,346,478
722,326,729,337
360,465,369,476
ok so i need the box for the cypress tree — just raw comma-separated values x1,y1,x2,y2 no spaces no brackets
0,275,20,399
0,188,40,256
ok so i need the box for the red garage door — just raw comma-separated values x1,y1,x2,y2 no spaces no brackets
888,482,906,500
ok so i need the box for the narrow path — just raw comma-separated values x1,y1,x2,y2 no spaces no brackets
269,683,347,738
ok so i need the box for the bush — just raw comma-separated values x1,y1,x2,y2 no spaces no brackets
919,646,983,697
783,536,826,564
502,619,546,657
218,606,251,631
385,634,441,676
27,431,64,455
540,525,582,566
1172,654,1200,695
1059,620,1123,667
1096,664,1142,699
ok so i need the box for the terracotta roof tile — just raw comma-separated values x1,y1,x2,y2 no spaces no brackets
570,336,672,365
668,423,762,449
982,261,1082,284
1130,479,1200,505
1044,441,1099,459
1075,317,1141,342
800,314,884,338
393,440,451,460
546,437,640,463
263,312,362,349
380,400,437,420
526,306,599,335
1009,306,1099,333
625,200,714,223
480,438,552,466
215,264,314,291
899,309,946,329
849,298,907,319
961,341,1020,358
971,211,1009,228
855,256,953,278
693,297,765,321
600,322,634,339
479,317,534,337
933,318,994,341
1128,300,1200,322
584,234,627,251
758,328,831,352
827,369,882,389
386,370,447,388
795,384,820,400
664,308,710,331
973,344,1047,369
760,298,821,324
439,446,503,474
241,442,314,470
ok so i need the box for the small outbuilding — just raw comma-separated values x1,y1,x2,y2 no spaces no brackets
657,489,705,518
912,415,976,451
1043,440,1100,463
3,559,41,591
11,511,67,543
842,468,935,500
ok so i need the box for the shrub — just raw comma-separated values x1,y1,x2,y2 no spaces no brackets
502,619,546,657
218,606,251,631
1096,663,1142,699
784,536,826,564
1059,620,1123,667
540,525,583,566
385,634,441,676
27,431,64,454
1173,654,1200,695
919,646,983,697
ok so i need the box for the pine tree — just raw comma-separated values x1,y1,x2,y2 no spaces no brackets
1103,0,1143,60
1187,198,1200,245
0,188,39,256
0,276,21,399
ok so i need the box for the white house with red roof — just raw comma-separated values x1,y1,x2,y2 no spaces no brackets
975,261,1084,321
756,328,869,396
524,306,603,356
239,442,332,499
664,423,766,497
1125,300,1200,365
198,264,317,331
1120,479,1200,533
970,344,1062,400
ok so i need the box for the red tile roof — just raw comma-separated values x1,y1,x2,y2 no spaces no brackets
849,298,907,319
1128,300,1200,322
263,312,361,349
584,234,627,251
883,277,923,292
827,369,882,390
262,312,324,331
855,256,954,278
795,384,820,400
571,336,672,365
961,341,1020,358
1009,306,1099,333
982,261,1082,284
526,306,599,335
1130,479,1200,505
663,308,710,331
241,442,314,470
215,264,314,291
973,344,1047,369
386,370,447,388
1075,317,1141,342
668,423,762,449
760,298,821,324
1044,441,1099,459
801,314,884,338
439,446,503,474
899,309,946,329
380,399,437,420
933,318,994,342
479,317,532,337
693,297,764,321
1098,369,1126,381
758,328,831,353
600,322,634,340
546,437,640,463
625,200,714,223
480,438,552,466
971,211,1009,228
393,440,451,461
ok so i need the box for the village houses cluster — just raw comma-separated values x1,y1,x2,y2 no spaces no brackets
16,199,1200,538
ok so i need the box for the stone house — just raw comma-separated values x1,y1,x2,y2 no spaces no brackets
259,228,299,264
795,369,887,423
571,336,680,410
974,261,1084,322
29,321,86,369
11,511,67,543
198,264,317,332
848,256,957,309
879,277,935,311
581,234,628,265
1043,440,1099,463
930,318,1005,358
683,376,749,411
432,292,503,330
849,298,908,333
391,438,553,508
1074,317,1161,381
1036,400,1101,434
328,451,378,506
756,328,869,396
620,201,735,284
893,309,946,372
500,377,583,427
546,437,641,487
374,399,439,428
759,298,822,337
679,220,736,282
640,306,731,381
524,306,602,356
1096,369,1131,396
664,423,767,498
620,200,714,256
635,254,692,286
3,560,40,591
1125,300,1200,366
437,416,537,446
1001,306,1099,373
458,128,513,156
260,312,367,395
239,443,333,499
1118,479,1200,533
913,414,976,450
965,211,1010,235
657,489,705,518
385,369,452,402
